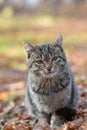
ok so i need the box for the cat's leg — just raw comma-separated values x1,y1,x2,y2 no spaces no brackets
26,93,51,125
30,112,51,126
25,93,38,126
50,108,77,128
26,103,39,126
26,100,50,126
50,112,65,128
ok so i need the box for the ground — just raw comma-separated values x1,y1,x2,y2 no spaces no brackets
0,16,87,130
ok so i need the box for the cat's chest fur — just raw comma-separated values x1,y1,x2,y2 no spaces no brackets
28,72,72,114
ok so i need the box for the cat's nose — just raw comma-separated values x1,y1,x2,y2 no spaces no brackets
46,64,52,72
47,67,51,72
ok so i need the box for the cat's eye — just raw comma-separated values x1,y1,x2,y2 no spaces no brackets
36,60,43,64
52,56,58,61
52,56,61,62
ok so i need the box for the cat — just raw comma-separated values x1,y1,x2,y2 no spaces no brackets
23,34,80,127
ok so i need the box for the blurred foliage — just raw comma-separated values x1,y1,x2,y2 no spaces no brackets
1,7,13,17
0,3,87,71
0,0,3,3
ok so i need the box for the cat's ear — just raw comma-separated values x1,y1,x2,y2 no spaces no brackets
53,34,63,46
23,41,35,58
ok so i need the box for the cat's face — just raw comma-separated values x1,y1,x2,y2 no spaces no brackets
23,35,66,78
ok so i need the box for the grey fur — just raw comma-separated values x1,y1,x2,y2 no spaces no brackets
23,35,80,127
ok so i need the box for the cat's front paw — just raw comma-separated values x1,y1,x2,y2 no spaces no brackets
50,113,65,128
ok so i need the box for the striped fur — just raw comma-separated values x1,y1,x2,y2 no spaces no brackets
23,35,80,127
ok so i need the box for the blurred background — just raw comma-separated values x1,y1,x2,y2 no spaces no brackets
0,0,87,99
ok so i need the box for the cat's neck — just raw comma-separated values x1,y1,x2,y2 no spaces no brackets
27,65,70,94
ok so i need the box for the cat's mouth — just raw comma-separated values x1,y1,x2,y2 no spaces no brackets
41,71,57,78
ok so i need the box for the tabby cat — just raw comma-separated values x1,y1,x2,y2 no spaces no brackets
23,35,80,127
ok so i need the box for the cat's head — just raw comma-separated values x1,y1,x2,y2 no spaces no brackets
23,34,67,78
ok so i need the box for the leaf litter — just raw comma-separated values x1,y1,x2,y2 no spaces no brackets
0,81,87,130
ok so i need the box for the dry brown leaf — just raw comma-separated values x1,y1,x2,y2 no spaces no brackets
55,124,67,130
4,122,15,130
80,122,87,130
78,126,86,130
